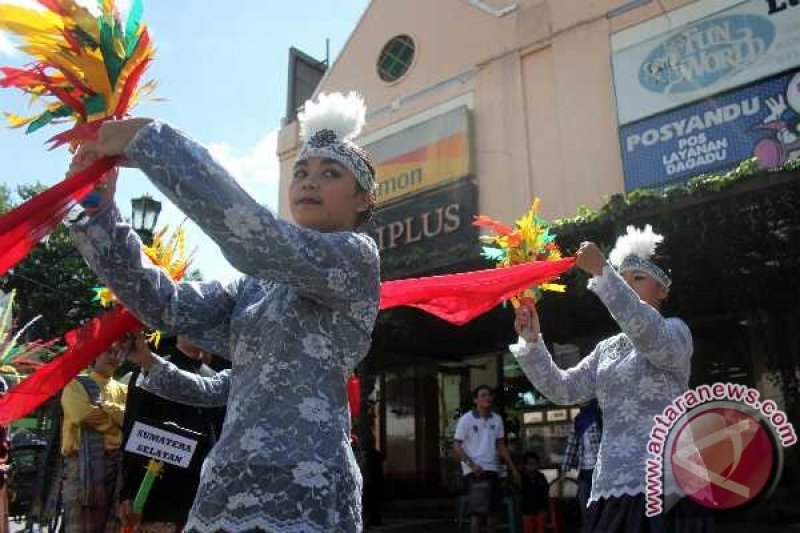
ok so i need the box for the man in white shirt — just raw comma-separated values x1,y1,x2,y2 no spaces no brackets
453,385,520,533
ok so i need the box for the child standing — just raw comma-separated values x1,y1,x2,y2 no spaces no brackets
521,451,549,533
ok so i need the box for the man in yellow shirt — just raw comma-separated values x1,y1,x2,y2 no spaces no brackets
61,346,127,532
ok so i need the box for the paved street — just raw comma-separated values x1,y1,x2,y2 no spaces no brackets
364,514,800,533
11,513,800,532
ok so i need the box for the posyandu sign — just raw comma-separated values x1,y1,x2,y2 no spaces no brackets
620,69,800,191
612,0,800,125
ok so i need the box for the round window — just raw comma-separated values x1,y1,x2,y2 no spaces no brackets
377,35,415,83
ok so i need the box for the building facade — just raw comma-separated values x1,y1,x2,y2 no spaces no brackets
276,0,800,506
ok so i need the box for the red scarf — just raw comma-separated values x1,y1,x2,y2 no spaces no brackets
0,163,574,424
0,307,141,425
0,157,118,276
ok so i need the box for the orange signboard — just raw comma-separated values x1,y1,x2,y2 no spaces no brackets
364,106,472,205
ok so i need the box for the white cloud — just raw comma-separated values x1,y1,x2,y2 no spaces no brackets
0,32,16,57
74,0,132,16
194,131,282,282
0,1,40,58
207,130,281,210
0,0,44,9
0,0,131,16
0,0,38,58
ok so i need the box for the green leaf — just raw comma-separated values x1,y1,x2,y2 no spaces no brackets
25,106,72,133
99,11,123,85
124,0,144,55
481,247,506,261
83,94,106,116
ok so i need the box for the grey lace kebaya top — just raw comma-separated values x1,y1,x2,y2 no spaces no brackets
71,121,381,532
134,357,230,408
509,265,692,504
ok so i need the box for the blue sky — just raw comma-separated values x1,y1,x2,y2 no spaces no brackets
0,0,370,282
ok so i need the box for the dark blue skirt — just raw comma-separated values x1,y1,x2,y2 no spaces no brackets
584,494,715,533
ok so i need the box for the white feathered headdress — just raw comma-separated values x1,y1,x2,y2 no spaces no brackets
295,92,374,192
299,91,366,142
609,225,671,288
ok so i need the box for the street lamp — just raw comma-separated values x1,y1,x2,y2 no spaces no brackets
131,194,162,244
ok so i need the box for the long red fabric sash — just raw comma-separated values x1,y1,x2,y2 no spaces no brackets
0,157,117,276
0,259,574,424
0,163,575,424
379,258,575,325
0,307,142,425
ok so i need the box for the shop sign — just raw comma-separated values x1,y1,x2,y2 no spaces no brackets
620,68,800,190
369,179,478,279
364,106,472,205
613,0,800,125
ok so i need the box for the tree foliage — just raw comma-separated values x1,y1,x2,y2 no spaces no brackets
0,183,101,338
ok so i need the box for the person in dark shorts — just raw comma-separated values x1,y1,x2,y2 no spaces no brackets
521,451,549,533
453,385,520,533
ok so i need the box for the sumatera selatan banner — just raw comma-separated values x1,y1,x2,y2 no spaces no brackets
364,105,472,205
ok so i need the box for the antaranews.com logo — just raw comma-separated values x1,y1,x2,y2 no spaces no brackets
645,382,797,516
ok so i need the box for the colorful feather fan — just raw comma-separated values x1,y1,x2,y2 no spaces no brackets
142,223,193,283
0,0,155,149
473,198,566,306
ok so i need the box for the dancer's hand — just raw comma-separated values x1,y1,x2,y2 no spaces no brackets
128,332,157,372
69,161,119,214
102,332,130,367
177,336,212,364
118,500,141,527
117,499,130,521
68,118,153,212
78,118,153,160
177,336,202,358
514,300,540,342
576,241,606,277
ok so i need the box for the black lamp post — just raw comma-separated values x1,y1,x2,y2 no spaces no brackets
131,194,162,244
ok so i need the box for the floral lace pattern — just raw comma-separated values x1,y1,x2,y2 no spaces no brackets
510,266,692,503
71,122,380,532
137,358,230,408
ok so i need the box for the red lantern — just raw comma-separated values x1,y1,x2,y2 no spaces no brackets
347,375,361,418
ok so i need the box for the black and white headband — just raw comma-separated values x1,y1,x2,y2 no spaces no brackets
608,225,672,289
295,92,375,193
